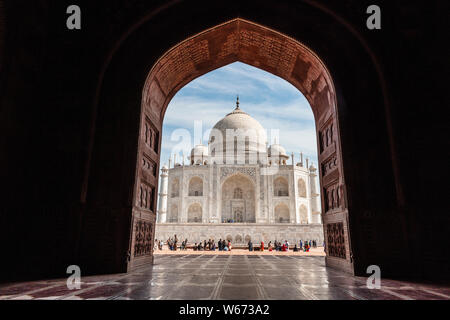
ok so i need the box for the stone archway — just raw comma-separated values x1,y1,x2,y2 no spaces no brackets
188,176,203,196
274,177,289,197
2,1,440,283
298,178,307,198
170,178,179,198
221,173,255,223
299,205,308,224
77,16,353,274
187,203,202,223
132,18,351,273
168,204,178,223
274,203,290,223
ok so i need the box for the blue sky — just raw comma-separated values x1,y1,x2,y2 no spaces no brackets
160,62,318,168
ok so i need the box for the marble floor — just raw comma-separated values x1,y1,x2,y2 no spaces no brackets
0,254,449,300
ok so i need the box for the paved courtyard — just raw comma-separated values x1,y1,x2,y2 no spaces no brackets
0,255,449,300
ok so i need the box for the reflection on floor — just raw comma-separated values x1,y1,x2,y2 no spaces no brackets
1,255,449,300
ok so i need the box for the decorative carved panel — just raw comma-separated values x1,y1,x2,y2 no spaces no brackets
134,220,153,257
319,121,334,153
139,183,156,212
156,39,210,95
142,154,157,177
220,167,256,183
144,118,159,153
327,222,346,259
324,183,341,212
322,154,338,177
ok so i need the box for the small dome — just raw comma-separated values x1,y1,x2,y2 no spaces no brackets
309,163,316,171
190,144,208,158
161,164,168,170
268,144,288,158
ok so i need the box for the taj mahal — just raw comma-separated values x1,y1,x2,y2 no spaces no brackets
156,97,324,245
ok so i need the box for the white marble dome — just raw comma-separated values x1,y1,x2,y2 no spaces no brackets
208,97,267,159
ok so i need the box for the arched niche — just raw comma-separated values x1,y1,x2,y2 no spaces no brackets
188,176,203,196
298,178,307,198
274,177,289,197
274,203,290,223
299,204,308,224
168,204,178,223
221,173,255,223
187,203,202,223
170,178,180,198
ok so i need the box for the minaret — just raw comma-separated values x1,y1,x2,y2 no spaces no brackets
157,165,169,223
308,163,321,224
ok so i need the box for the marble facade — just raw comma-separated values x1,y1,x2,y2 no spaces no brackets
156,99,323,244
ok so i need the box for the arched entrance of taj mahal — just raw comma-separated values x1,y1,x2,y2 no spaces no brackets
221,174,256,224
0,0,446,288
32,3,408,281
123,18,354,274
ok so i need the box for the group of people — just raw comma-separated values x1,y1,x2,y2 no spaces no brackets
298,239,318,251
248,239,319,252
163,235,180,251
153,235,186,251
155,235,320,253
193,238,232,251
154,235,233,252
247,240,290,252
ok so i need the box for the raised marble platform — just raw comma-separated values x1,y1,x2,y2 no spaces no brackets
155,223,324,244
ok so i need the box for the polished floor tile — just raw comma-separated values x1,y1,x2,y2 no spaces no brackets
0,254,448,300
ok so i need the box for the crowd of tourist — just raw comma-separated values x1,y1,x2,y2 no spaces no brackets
155,235,321,253
247,239,318,252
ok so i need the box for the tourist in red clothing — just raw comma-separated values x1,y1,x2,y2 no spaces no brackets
260,241,264,251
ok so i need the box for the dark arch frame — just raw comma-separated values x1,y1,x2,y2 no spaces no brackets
82,3,399,277
136,18,351,272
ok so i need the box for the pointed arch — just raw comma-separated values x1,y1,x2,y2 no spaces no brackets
274,176,289,197
298,178,307,198
188,176,203,196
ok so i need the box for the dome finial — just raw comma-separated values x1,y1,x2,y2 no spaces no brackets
235,95,240,110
